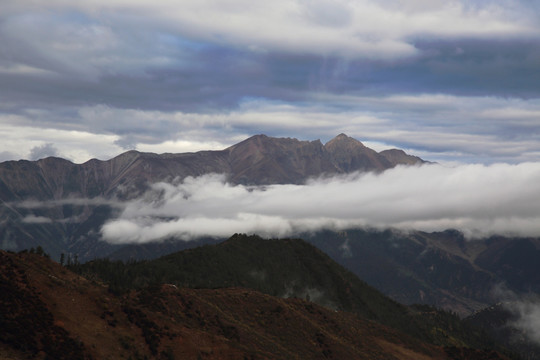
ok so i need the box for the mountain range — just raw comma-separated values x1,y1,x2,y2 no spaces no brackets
0,133,424,201
0,133,424,260
306,229,540,315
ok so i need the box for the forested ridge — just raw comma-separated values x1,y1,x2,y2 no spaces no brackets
70,234,516,358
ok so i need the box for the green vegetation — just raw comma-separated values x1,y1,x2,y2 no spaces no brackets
71,234,517,358
19,246,50,258
72,234,408,322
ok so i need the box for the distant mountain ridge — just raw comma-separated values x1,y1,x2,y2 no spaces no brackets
306,229,540,316
0,133,425,202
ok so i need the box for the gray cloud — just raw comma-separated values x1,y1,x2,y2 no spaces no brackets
0,151,17,162
12,197,121,209
101,162,540,244
28,143,59,160
509,299,540,345
493,286,540,347
2,1,539,112
4,39,540,115
7,0,533,64
2,92,539,165
21,215,53,224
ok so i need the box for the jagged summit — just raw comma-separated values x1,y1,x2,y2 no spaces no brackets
324,133,388,172
325,133,366,149
228,134,321,151
379,148,426,166
225,134,335,184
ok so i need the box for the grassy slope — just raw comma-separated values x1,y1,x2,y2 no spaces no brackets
73,234,512,355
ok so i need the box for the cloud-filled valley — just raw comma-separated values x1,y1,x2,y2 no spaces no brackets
101,162,540,243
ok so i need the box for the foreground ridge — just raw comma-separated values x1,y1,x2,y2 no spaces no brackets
1,244,512,360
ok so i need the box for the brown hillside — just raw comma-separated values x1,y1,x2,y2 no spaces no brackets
0,250,509,360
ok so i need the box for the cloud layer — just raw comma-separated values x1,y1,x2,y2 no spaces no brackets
510,299,540,345
101,162,540,243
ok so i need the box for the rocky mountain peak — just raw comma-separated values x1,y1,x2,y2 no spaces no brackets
379,149,426,166
324,133,366,152
323,133,389,172
226,134,335,184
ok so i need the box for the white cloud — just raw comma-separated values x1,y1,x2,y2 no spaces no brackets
101,162,540,243
0,122,122,163
510,299,540,345
71,95,540,164
136,140,229,154
22,215,53,224
494,287,540,347
0,64,55,76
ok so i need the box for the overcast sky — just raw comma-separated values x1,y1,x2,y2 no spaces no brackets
1,0,539,164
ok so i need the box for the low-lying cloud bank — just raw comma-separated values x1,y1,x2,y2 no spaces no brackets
509,299,540,345
101,162,540,244
493,286,540,346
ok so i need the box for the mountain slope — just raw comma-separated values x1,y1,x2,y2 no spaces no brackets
324,133,391,171
466,302,540,360
305,229,540,317
1,249,504,360
226,135,336,184
77,234,409,321
73,234,513,356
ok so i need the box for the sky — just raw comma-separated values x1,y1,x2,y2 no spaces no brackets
1,0,540,164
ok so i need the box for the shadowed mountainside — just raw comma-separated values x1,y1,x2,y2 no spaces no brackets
466,302,540,360
305,229,540,317
72,234,513,357
1,240,513,360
